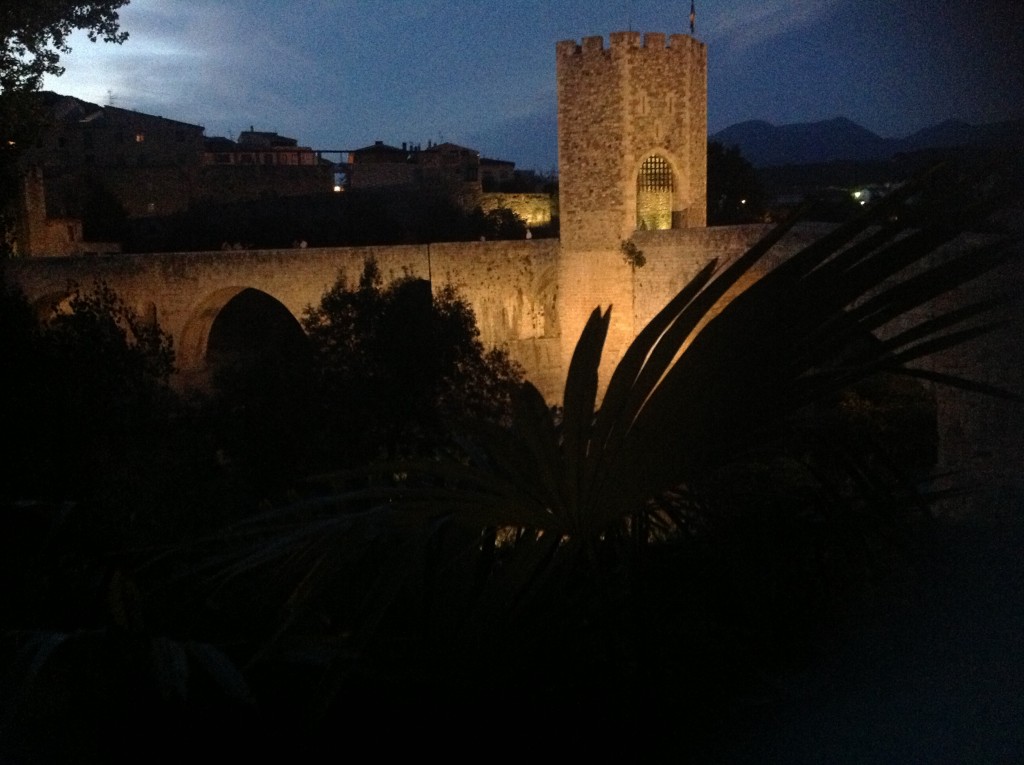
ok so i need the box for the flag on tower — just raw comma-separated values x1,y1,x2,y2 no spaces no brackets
690,1,696,34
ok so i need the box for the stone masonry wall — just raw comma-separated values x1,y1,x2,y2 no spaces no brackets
4,239,565,401
556,31,706,251
556,224,829,399
557,35,627,251
479,193,557,228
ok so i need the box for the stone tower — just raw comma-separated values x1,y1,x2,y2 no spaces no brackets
556,31,707,251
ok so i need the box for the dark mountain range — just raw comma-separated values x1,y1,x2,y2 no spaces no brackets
711,117,1024,167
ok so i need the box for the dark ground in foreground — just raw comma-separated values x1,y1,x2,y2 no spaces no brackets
698,484,1023,765
1,488,1019,764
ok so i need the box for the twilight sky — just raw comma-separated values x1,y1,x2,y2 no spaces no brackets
42,0,1024,172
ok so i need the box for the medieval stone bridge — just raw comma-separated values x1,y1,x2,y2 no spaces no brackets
5,222,1022,499
5,225,810,402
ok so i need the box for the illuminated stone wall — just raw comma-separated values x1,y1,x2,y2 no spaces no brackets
4,239,565,401
556,31,707,252
13,166,84,257
554,225,824,396
479,193,557,228
4,226,810,403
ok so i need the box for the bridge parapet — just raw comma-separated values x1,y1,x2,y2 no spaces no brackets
5,239,565,399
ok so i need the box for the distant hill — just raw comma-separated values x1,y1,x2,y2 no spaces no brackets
711,117,1024,167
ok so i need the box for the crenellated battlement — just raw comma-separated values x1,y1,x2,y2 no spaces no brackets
556,30,704,58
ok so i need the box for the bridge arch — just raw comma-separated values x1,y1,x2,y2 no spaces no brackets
178,286,309,389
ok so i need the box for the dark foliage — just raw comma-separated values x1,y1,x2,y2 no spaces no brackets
0,277,176,503
80,178,129,243
708,140,767,224
132,189,534,252
483,168,558,194
302,259,524,461
470,206,528,240
1,2,128,93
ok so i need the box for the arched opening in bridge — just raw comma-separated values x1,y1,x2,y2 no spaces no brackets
205,288,311,395
636,154,674,231
196,288,317,495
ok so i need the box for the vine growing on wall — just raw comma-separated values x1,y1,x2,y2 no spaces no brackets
620,238,646,269
620,237,646,336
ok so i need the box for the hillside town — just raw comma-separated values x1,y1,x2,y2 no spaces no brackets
9,92,558,256
13,90,1016,259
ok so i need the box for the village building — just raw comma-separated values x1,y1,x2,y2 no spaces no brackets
8,94,332,255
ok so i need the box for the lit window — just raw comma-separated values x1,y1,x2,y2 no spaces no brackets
135,132,145,143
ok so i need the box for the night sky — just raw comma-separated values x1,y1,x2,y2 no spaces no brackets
41,0,1024,172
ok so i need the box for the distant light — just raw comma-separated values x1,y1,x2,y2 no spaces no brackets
740,199,747,205
333,185,342,192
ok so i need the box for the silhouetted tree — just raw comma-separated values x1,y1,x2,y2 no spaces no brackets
81,178,128,243
303,259,523,460
472,207,528,240
707,140,766,224
1,2,130,246
1,3,128,93
0,277,175,502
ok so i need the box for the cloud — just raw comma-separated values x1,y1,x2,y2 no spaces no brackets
38,0,1021,168
706,0,843,55
41,0,209,107
44,0,338,134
